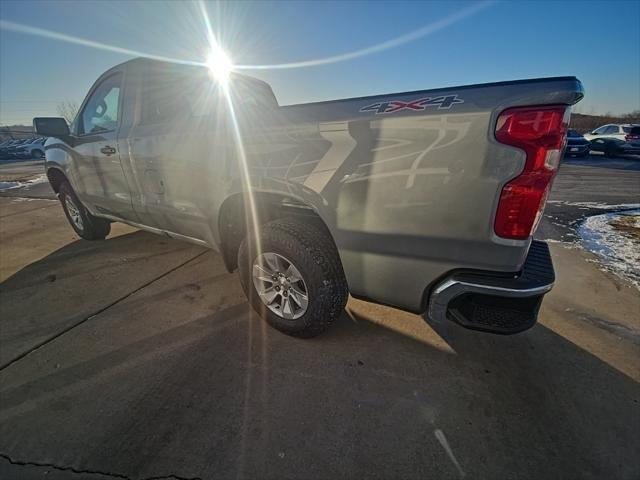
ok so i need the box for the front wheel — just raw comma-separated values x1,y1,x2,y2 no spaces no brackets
59,181,111,240
238,218,348,338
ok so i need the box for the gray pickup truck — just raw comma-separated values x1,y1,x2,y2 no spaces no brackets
34,58,583,337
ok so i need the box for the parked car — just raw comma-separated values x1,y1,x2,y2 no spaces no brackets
34,58,584,338
589,137,640,157
564,129,590,157
13,137,46,159
0,139,30,159
0,140,18,158
583,123,640,142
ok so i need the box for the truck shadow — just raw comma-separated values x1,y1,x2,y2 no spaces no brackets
0,230,206,367
1,245,638,480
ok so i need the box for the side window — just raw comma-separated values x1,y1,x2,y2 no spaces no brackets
80,73,122,135
593,126,608,134
605,125,620,134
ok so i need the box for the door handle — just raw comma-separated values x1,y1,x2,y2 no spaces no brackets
100,146,116,156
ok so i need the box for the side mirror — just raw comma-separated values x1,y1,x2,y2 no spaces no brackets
591,131,598,135
33,117,70,138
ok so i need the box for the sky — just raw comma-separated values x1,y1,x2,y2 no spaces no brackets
1,0,639,126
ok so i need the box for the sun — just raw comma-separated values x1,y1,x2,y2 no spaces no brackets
206,46,233,85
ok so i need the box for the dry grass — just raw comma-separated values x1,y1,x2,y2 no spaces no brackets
610,215,640,241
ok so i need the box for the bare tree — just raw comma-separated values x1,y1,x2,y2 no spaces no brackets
56,100,79,124
622,110,640,122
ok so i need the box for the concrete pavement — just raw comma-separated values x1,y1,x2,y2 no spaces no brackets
0,157,639,479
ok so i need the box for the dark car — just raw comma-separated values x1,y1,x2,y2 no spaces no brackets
589,134,640,158
0,140,14,158
564,129,590,157
0,139,28,159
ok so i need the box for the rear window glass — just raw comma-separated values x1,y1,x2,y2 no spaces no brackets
141,62,277,125
622,126,640,134
141,63,222,125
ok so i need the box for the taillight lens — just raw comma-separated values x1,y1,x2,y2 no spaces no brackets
625,134,639,142
494,105,570,240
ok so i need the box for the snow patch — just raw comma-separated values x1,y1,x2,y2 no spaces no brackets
9,196,56,202
547,200,640,210
578,209,640,289
0,174,48,191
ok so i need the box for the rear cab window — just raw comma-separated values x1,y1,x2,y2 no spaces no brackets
140,63,224,125
139,61,278,125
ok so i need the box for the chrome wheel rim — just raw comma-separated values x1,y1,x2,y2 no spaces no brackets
64,196,83,230
252,252,308,320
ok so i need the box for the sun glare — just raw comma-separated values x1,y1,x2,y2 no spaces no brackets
206,46,233,85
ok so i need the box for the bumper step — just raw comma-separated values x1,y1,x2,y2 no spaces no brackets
428,241,555,334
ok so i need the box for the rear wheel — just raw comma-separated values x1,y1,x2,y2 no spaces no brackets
605,144,618,158
238,218,348,338
604,142,620,158
59,181,111,240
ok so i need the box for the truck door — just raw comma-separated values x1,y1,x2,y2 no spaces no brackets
122,61,225,243
73,71,138,221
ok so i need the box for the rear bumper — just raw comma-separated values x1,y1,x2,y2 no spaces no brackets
621,146,640,154
427,241,554,334
565,143,590,155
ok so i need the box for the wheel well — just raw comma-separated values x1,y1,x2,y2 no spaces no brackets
46,168,67,193
218,192,330,272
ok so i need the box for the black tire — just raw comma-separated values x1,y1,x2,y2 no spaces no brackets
59,181,111,240
31,149,44,159
237,218,348,338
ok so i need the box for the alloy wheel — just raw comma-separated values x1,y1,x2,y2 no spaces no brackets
252,252,309,319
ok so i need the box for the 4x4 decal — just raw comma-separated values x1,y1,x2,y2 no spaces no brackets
360,94,464,114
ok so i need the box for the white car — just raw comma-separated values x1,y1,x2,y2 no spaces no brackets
583,123,640,142
14,137,46,159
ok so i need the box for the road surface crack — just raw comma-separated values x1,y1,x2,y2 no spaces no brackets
0,452,203,480
0,250,208,372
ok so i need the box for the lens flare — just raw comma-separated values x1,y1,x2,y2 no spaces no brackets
235,0,495,71
0,19,202,67
206,46,233,85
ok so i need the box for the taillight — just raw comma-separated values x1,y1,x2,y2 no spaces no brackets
494,105,570,240
625,134,639,142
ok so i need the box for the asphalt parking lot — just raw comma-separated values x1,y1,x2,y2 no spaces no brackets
0,155,639,479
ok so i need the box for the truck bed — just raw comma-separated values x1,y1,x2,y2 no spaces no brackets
242,76,583,311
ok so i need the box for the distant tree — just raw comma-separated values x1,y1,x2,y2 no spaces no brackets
570,111,640,133
56,100,79,125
